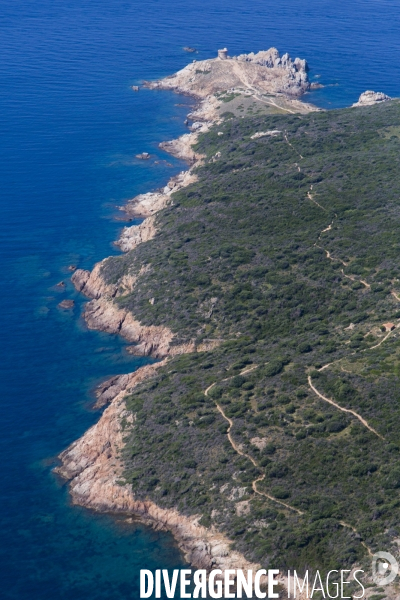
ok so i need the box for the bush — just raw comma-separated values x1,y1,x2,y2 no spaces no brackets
264,361,284,377
272,486,290,499
298,342,312,354
232,375,245,388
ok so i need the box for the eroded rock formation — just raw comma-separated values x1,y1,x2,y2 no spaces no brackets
352,90,391,107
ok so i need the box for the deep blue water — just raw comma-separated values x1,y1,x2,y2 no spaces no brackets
1,1,400,598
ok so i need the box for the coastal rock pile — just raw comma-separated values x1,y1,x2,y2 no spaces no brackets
352,90,392,107
235,48,308,80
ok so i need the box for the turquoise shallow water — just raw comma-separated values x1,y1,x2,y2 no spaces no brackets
0,0,400,597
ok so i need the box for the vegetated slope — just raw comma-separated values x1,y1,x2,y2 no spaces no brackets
105,101,400,575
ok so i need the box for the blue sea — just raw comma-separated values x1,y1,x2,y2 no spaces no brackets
0,0,400,597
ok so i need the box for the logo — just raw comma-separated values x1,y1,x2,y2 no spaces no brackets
372,551,399,586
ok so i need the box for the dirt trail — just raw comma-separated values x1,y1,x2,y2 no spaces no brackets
320,222,333,234
230,62,297,115
308,375,384,440
284,131,304,158
307,188,328,212
252,475,303,514
214,401,303,514
340,269,370,288
339,521,373,556
205,370,303,515
283,130,388,443
248,127,382,550
368,329,393,350
206,370,371,542
254,93,296,114
314,243,348,266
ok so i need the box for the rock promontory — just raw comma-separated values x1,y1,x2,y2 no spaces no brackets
146,47,310,98
352,90,391,107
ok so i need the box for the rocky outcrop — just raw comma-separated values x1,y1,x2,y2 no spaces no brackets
94,361,167,408
72,261,117,299
72,263,137,299
146,47,310,98
159,132,205,162
83,297,174,357
352,90,391,107
123,191,169,218
56,362,262,574
122,171,198,219
72,263,176,357
58,299,75,309
116,215,157,253
236,48,308,74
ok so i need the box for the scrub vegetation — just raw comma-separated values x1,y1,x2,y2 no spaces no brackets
104,100,400,575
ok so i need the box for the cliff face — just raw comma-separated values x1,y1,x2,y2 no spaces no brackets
56,363,262,574
72,261,118,299
147,47,310,98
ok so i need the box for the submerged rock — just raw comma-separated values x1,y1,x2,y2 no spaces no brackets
58,299,75,309
135,152,150,160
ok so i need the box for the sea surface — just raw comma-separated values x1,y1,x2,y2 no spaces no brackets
0,0,400,598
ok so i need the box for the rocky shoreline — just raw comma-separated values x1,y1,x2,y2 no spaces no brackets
58,51,286,578
55,362,263,574
55,49,394,589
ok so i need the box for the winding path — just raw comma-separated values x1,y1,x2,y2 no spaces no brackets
255,128,381,551
205,366,373,546
339,521,373,556
307,187,328,212
340,269,370,288
284,131,304,158
368,329,393,350
308,375,384,440
205,375,303,514
314,243,348,266
230,62,297,115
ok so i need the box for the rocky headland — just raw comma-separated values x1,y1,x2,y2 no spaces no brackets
145,47,310,98
56,48,397,595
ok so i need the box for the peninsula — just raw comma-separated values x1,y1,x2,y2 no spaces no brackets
56,49,400,598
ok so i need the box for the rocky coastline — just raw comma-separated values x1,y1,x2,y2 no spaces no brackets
55,49,395,589
55,362,264,575
58,48,294,579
